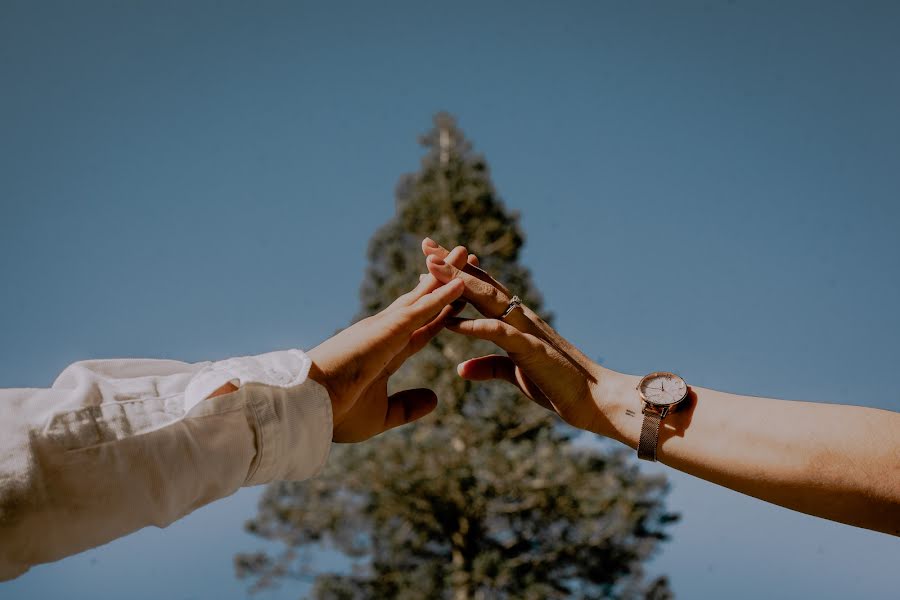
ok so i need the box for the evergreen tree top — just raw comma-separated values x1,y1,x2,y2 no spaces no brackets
238,113,676,599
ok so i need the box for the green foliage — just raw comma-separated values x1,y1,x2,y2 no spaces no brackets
237,113,676,599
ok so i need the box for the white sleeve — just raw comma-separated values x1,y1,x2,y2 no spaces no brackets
0,349,332,581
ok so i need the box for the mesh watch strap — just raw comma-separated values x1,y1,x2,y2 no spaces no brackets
637,411,662,462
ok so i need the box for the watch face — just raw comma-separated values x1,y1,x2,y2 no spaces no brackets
638,372,687,406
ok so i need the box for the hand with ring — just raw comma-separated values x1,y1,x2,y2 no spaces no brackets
421,238,625,438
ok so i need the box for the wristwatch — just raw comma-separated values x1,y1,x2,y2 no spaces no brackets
636,371,688,462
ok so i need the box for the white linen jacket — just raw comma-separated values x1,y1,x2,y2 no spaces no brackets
0,349,332,580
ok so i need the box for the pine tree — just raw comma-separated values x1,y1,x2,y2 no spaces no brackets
236,113,677,599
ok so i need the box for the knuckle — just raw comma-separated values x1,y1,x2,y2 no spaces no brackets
394,292,411,305
487,320,505,337
410,295,431,311
522,333,544,351
401,304,421,321
537,340,557,360
389,308,415,331
488,285,506,308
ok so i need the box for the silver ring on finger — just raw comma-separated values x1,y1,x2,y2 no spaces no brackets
500,295,523,320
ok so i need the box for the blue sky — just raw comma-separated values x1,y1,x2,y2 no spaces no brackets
1,1,898,598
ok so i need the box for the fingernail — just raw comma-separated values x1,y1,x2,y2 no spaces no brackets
424,237,438,248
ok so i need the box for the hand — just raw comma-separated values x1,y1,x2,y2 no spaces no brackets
307,274,465,442
421,238,622,438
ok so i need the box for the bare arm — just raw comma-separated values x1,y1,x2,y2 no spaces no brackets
602,373,900,535
422,238,900,536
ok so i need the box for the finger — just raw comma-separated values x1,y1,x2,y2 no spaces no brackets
448,317,585,411
425,244,595,383
444,245,469,269
427,254,538,340
413,302,458,343
387,273,441,311
421,238,593,381
457,355,554,411
385,302,460,375
464,261,511,296
445,317,542,354
425,242,594,379
383,388,438,431
401,277,465,330
422,238,510,295
518,305,598,380
444,246,500,290
448,298,467,316
457,354,517,383
427,255,511,320
422,236,440,254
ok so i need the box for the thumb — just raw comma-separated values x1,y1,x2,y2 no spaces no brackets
457,354,518,383
457,355,556,412
383,388,439,431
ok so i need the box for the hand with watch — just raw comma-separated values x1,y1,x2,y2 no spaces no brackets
422,238,900,537
421,238,687,461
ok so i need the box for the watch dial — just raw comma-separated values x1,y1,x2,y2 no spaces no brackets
640,372,687,406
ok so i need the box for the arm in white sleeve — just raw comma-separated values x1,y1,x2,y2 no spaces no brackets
0,349,332,581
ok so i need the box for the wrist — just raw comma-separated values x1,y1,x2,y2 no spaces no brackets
589,368,642,449
306,351,344,424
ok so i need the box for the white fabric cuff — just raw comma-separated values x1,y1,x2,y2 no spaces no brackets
184,349,333,485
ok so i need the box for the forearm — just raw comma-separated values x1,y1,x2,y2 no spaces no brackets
420,237,900,534
599,369,900,535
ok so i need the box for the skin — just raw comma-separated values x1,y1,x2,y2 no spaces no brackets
422,238,900,536
214,274,466,443
307,275,465,442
